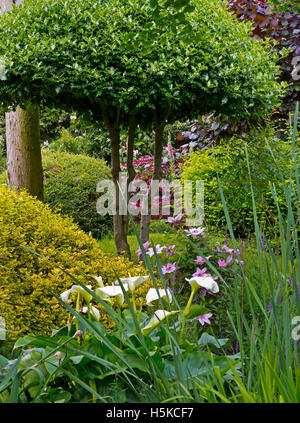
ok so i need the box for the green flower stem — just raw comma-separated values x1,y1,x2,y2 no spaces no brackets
75,293,80,343
179,288,197,343
132,289,136,312
75,293,80,328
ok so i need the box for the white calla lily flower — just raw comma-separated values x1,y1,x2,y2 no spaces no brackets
146,288,173,305
97,284,128,305
61,285,93,304
115,276,149,293
185,276,219,293
142,309,178,334
82,306,100,321
93,276,104,288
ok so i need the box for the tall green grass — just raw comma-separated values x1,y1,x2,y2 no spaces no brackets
211,103,300,402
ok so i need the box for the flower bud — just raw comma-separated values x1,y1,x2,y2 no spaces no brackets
54,351,62,364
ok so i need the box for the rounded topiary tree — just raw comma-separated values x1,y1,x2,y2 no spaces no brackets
0,0,285,256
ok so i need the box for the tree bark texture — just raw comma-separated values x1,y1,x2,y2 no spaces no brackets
2,0,44,201
99,102,131,258
6,105,44,201
140,109,169,244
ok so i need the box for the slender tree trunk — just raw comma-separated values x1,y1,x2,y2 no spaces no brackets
99,102,131,258
6,105,44,200
140,109,169,244
2,0,44,201
123,115,137,236
111,126,131,258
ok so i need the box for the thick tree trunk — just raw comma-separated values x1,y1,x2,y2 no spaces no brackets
140,110,169,244
6,105,44,200
99,102,131,258
2,0,44,201
111,127,131,258
0,0,23,11
0,0,13,12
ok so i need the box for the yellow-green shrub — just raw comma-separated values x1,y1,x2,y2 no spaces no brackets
0,186,151,339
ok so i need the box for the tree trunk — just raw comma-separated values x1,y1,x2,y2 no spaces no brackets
6,105,44,200
99,102,131,258
0,0,13,12
2,0,44,201
140,109,169,244
123,115,136,237
111,126,131,258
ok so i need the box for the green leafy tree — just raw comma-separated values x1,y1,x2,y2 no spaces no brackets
0,0,44,201
0,0,285,255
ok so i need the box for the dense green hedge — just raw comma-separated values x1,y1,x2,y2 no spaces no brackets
1,150,113,238
42,150,112,239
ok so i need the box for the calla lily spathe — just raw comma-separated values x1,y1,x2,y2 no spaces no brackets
142,309,178,334
96,285,129,305
185,276,219,293
82,306,100,321
61,285,93,304
115,276,149,293
146,288,173,305
92,276,104,288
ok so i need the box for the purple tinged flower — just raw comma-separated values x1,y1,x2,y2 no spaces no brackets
135,241,151,257
194,256,205,265
165,245,176,256
162,262,178,275
267,302,272,314
289,278,293,288
267,296,282,314
219,255,233,268
192,267,207,277
146,244,166,257
194,255,212,265
218,259,227,268
235,259,244,266
167,213,183,223
260,237,265,251
235,343,239,353
200,288,206,297
185,227,206,237
222,245,236,254
194,313,213,326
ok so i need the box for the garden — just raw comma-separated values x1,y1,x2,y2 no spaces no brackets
0,0,299,405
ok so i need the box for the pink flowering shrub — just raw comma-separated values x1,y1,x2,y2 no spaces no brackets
122,143,185,222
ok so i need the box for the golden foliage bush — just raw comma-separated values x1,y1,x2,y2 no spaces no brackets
0,186,151,339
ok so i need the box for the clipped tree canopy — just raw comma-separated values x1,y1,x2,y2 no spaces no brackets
0,0,286,124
